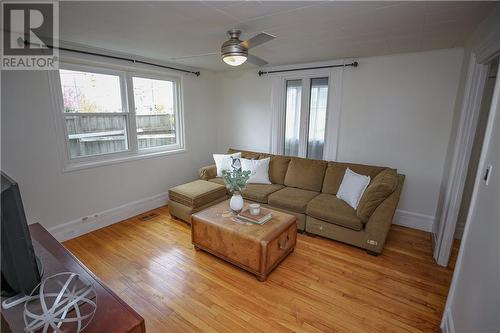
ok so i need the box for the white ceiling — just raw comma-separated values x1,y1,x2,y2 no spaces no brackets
60,1,497,71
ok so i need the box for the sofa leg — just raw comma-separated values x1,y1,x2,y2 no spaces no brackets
366,250,379,256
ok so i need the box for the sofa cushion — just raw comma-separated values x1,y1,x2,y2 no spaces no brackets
209,178,283,203
357,168,398,222
227,148,260,159
268,187,319,213
242,184,284,203
322,162,386,195
169,180,226,209
259,153,291,185
284,158,327,192
306,193,363,231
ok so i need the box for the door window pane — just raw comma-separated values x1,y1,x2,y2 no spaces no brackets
284,80,302,157
59,69,123,113
132,77,177,150
65,115,128,158
307,78,328,159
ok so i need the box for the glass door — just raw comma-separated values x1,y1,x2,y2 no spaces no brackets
283,77,329,159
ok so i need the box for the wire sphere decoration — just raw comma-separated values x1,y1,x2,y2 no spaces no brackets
23,272,97,333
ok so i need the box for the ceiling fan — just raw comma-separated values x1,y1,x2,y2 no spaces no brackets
171,29,276,67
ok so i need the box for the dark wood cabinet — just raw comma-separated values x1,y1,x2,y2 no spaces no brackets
1,223,145,333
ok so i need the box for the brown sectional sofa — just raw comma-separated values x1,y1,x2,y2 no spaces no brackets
199,148,405,254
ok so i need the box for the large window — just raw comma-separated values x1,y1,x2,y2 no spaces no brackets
56,63,183,169
283,76,329,159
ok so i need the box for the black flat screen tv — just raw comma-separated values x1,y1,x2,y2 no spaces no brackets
1,172,41,297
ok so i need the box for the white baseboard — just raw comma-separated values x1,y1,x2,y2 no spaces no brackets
46,196,432,241
47,192,169,242
393,209,435,232
441,309,455,333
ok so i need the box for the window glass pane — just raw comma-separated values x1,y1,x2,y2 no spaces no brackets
284,80,302,157
65,115,128,158
132,77,177,150
59,69,123,113
307,77,328,159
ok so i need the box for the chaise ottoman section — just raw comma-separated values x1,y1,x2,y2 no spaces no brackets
168,180,227,223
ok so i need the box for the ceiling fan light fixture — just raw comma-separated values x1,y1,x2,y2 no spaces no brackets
221,29,249,67
223,54,247,66
168,29,272,67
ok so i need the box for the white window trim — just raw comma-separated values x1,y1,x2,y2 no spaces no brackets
48,59,186,172
269,60,344,160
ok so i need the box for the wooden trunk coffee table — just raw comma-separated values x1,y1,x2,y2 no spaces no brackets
191,200,297,281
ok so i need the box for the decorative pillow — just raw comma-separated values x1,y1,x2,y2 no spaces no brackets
336,168,371,210
357,169,398,222
241,158,271,184
213,152,241,177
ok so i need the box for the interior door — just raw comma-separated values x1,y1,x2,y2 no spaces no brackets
432,56,489,267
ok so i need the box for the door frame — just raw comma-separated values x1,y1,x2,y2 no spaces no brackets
441,57,500,332
433,14,500,267
433,54,488,266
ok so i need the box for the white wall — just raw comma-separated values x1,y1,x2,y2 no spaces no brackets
215,70,272,153
1,47,465,236
1,64,218,233
216,48,464,225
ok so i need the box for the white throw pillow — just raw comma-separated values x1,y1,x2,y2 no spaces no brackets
336,168,371,210
241,158,271,184
213,152,241,177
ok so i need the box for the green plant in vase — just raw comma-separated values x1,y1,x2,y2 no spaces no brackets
222,157,251,213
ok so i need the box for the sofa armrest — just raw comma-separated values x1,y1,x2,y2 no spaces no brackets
199,164,217,180
364,174,405,254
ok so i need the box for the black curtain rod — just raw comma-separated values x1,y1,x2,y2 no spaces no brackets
258,61,358,76
23,39,201,76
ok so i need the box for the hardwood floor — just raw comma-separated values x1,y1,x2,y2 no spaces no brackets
64,206,459,333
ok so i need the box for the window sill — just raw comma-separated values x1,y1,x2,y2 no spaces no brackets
62,147,187,173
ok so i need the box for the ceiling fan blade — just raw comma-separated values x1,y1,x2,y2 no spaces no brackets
246,54,268,67
170,52,219,60
240,32,276,49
